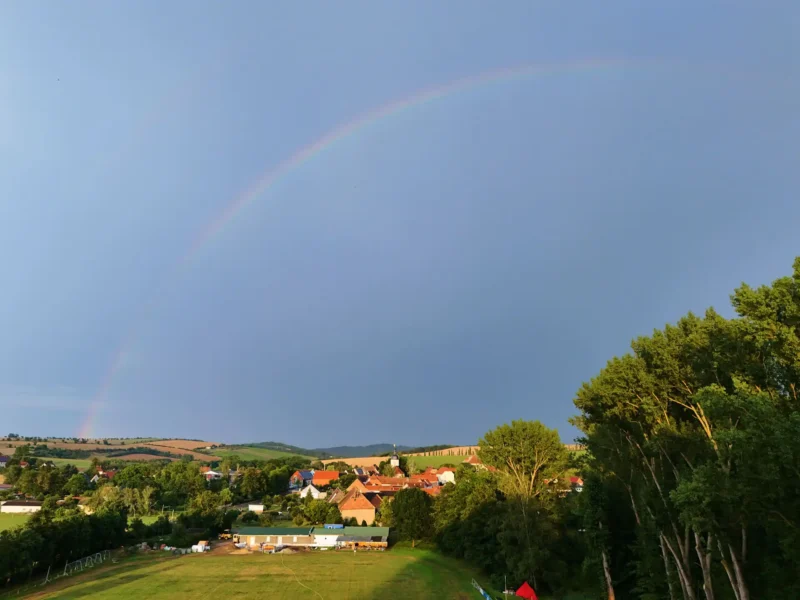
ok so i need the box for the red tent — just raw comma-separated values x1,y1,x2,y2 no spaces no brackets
516,581,538,600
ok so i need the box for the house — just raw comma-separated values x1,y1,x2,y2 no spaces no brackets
0,455,9,468
410,473,439,486
428,466,457,485
203,470,223,481
0,500,42,514
90,469,116,485
340,490,377,525
312,470,339,487
248,504,265,513
232,527,314,548
19,461,29,469
326,488,346,505
300,484,327,500
290,470,314,488
570,476,584,493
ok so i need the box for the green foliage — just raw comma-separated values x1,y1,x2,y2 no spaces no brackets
304,499,330,524
479,420,567,499
572,257,800,600
392,488,433,546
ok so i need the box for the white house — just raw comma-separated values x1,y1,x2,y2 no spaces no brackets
0,455,9,468
299,485,326,500
0,500,42,513
248,504,265,513
436,470,456,485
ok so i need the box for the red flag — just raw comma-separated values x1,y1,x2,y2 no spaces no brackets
515,581,538,600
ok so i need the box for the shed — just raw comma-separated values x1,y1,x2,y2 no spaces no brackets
232,527,314,548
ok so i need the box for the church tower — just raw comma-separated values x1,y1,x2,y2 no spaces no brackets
390,444,400,468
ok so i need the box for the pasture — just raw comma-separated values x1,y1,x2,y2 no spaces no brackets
0,513,30,532
31,457,93,470
216,446,314,461
30,547,496,599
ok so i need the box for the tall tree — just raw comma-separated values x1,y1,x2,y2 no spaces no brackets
392,488,433,547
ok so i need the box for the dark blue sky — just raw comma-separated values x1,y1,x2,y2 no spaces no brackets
2,2,799,446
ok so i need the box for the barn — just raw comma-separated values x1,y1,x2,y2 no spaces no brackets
232,527,314,548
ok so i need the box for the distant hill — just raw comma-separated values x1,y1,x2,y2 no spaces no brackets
238,441,413,459
310,444,413,458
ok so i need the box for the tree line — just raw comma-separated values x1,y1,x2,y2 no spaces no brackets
573,257,800,599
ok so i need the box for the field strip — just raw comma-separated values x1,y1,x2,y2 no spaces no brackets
281,553,324,599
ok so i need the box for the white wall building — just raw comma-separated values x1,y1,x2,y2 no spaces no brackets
248,504,265,513
313,531,342,548
436,471,456,485
299,485,326,500
1,500,42,513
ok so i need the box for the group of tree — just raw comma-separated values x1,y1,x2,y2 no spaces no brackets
573,257,800,599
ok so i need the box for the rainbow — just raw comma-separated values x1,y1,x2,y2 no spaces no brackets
78,56,633,437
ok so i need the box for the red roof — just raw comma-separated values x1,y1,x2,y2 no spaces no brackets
570,476,584,485
463,455,482,465
199,466,211,473
312,471,340,485
516,581,538,600
340,491,375,511
411,473,439,484
437,467,457,473
422,487,442,496
367,494,383,508
392,466,405,477
368,475,408,486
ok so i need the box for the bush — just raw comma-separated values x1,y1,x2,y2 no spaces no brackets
240,511,258,524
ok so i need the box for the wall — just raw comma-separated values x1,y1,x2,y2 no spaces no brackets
341,507,375,525
0,505,41,514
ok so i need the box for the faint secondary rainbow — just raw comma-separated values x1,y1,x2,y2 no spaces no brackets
79,56,633,437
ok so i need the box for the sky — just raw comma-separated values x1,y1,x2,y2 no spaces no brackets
1,2,800,447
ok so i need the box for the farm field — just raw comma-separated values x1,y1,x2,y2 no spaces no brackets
0,513,30,532
31,547,498,599
216,446,314,461
408,454,469,469
31,457,93,469
114,454,176,462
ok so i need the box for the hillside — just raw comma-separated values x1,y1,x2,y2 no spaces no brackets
237,441,414,458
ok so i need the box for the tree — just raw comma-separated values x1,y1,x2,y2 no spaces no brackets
392,488,433,547
240,510,258,524
305,499,330,524
63,473,88,496
378,498,394,527
479,420,568,500
325,504,343,524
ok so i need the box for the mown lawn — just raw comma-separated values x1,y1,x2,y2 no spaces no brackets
32,547,495,599
0,513,30,532
216,446,314,461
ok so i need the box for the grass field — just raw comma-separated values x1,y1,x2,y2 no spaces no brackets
31,547,497,599
216,446,314,461
0,513,30,532
32,457,93,470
